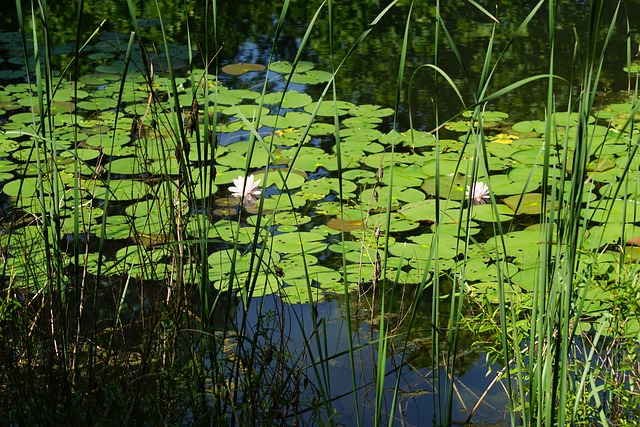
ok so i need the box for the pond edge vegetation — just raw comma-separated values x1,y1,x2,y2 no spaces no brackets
1,0,639,425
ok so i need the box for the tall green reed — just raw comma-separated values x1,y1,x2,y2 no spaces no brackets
431,1,638,425
407,1,638,426
6,0,640,425
6,0,116,422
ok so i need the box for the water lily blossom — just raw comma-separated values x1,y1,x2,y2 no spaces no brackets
466,181,490,205
229,174,262,207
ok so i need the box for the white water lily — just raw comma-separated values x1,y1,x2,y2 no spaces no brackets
466,181,490,205
229,174,262,207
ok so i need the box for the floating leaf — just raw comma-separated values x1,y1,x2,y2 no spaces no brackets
590,199,640,223
421,159,463,177
399,199,462,222
503,193,551,215
77,96,118,111
226,104,270,120
283,147,338,172
271,231,328,254
340,127,382,142
366,212,419,232
105,157,148,175
421,174,466,200
262,91,312,109
253,168,306,190
349,104,394,118
221,62,266,75
268,61,315,74
92,180,151,201
217,88,261,105
326,217,364,232
301,177,357,199
304,100,355,117
279,284,324,304
469,203,514,223
288,70,332,85
482,229,543,268
512,120,547,134
342,116,382,129
490,133,519,145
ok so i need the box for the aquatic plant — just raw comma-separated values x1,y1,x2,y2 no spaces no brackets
466,181,490,205
228,174,262,207
1,0,639,425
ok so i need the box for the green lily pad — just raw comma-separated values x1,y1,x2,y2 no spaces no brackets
304,100,355,117
421,174,466,200
257,193,308,211
590,199,640,223
261,114,293,128
271,231,328,254
268,61,315,74
301,177,357,199
262,91,312,109
287,70,332,85
339,127,383,142
279,284,325,304
387,233,461,261
421,159,463,177
217,88,261,105
365,212,420,232
283,147,338,172
77,96,118,111
466,280,521,304
469,203,514,223
105,157,149,175
349,104,394,118
399,199,462,222
396,130,436,148
251,168,306,190
363,152,428,170
503,193,551,215
482,229,543,268
512,120,547,134
92,180,151,201
227,104,271,121
342,116,382,129
2,176,66,199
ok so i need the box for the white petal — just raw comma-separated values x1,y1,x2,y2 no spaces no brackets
232,175,244,187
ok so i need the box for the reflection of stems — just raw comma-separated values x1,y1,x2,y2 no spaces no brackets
464,365,506,424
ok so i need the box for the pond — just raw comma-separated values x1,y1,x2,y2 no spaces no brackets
1,0,640,425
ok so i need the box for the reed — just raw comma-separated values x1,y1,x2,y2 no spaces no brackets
3,0,639,425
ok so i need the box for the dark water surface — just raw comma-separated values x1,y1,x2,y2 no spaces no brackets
3,1,639,126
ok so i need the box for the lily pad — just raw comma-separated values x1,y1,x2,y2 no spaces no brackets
287,70,332,85
262,91,313,109
469,203,514,223
349,104,394,118
301,177,357,199
399,199,462,222
221,62,266,76
271,231,328,254
503,193,551,215
421,174,466,200
268,61,315,74
304,100,355,117
253,168,306,190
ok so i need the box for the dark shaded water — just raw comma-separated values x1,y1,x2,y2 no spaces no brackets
4,1,639,125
